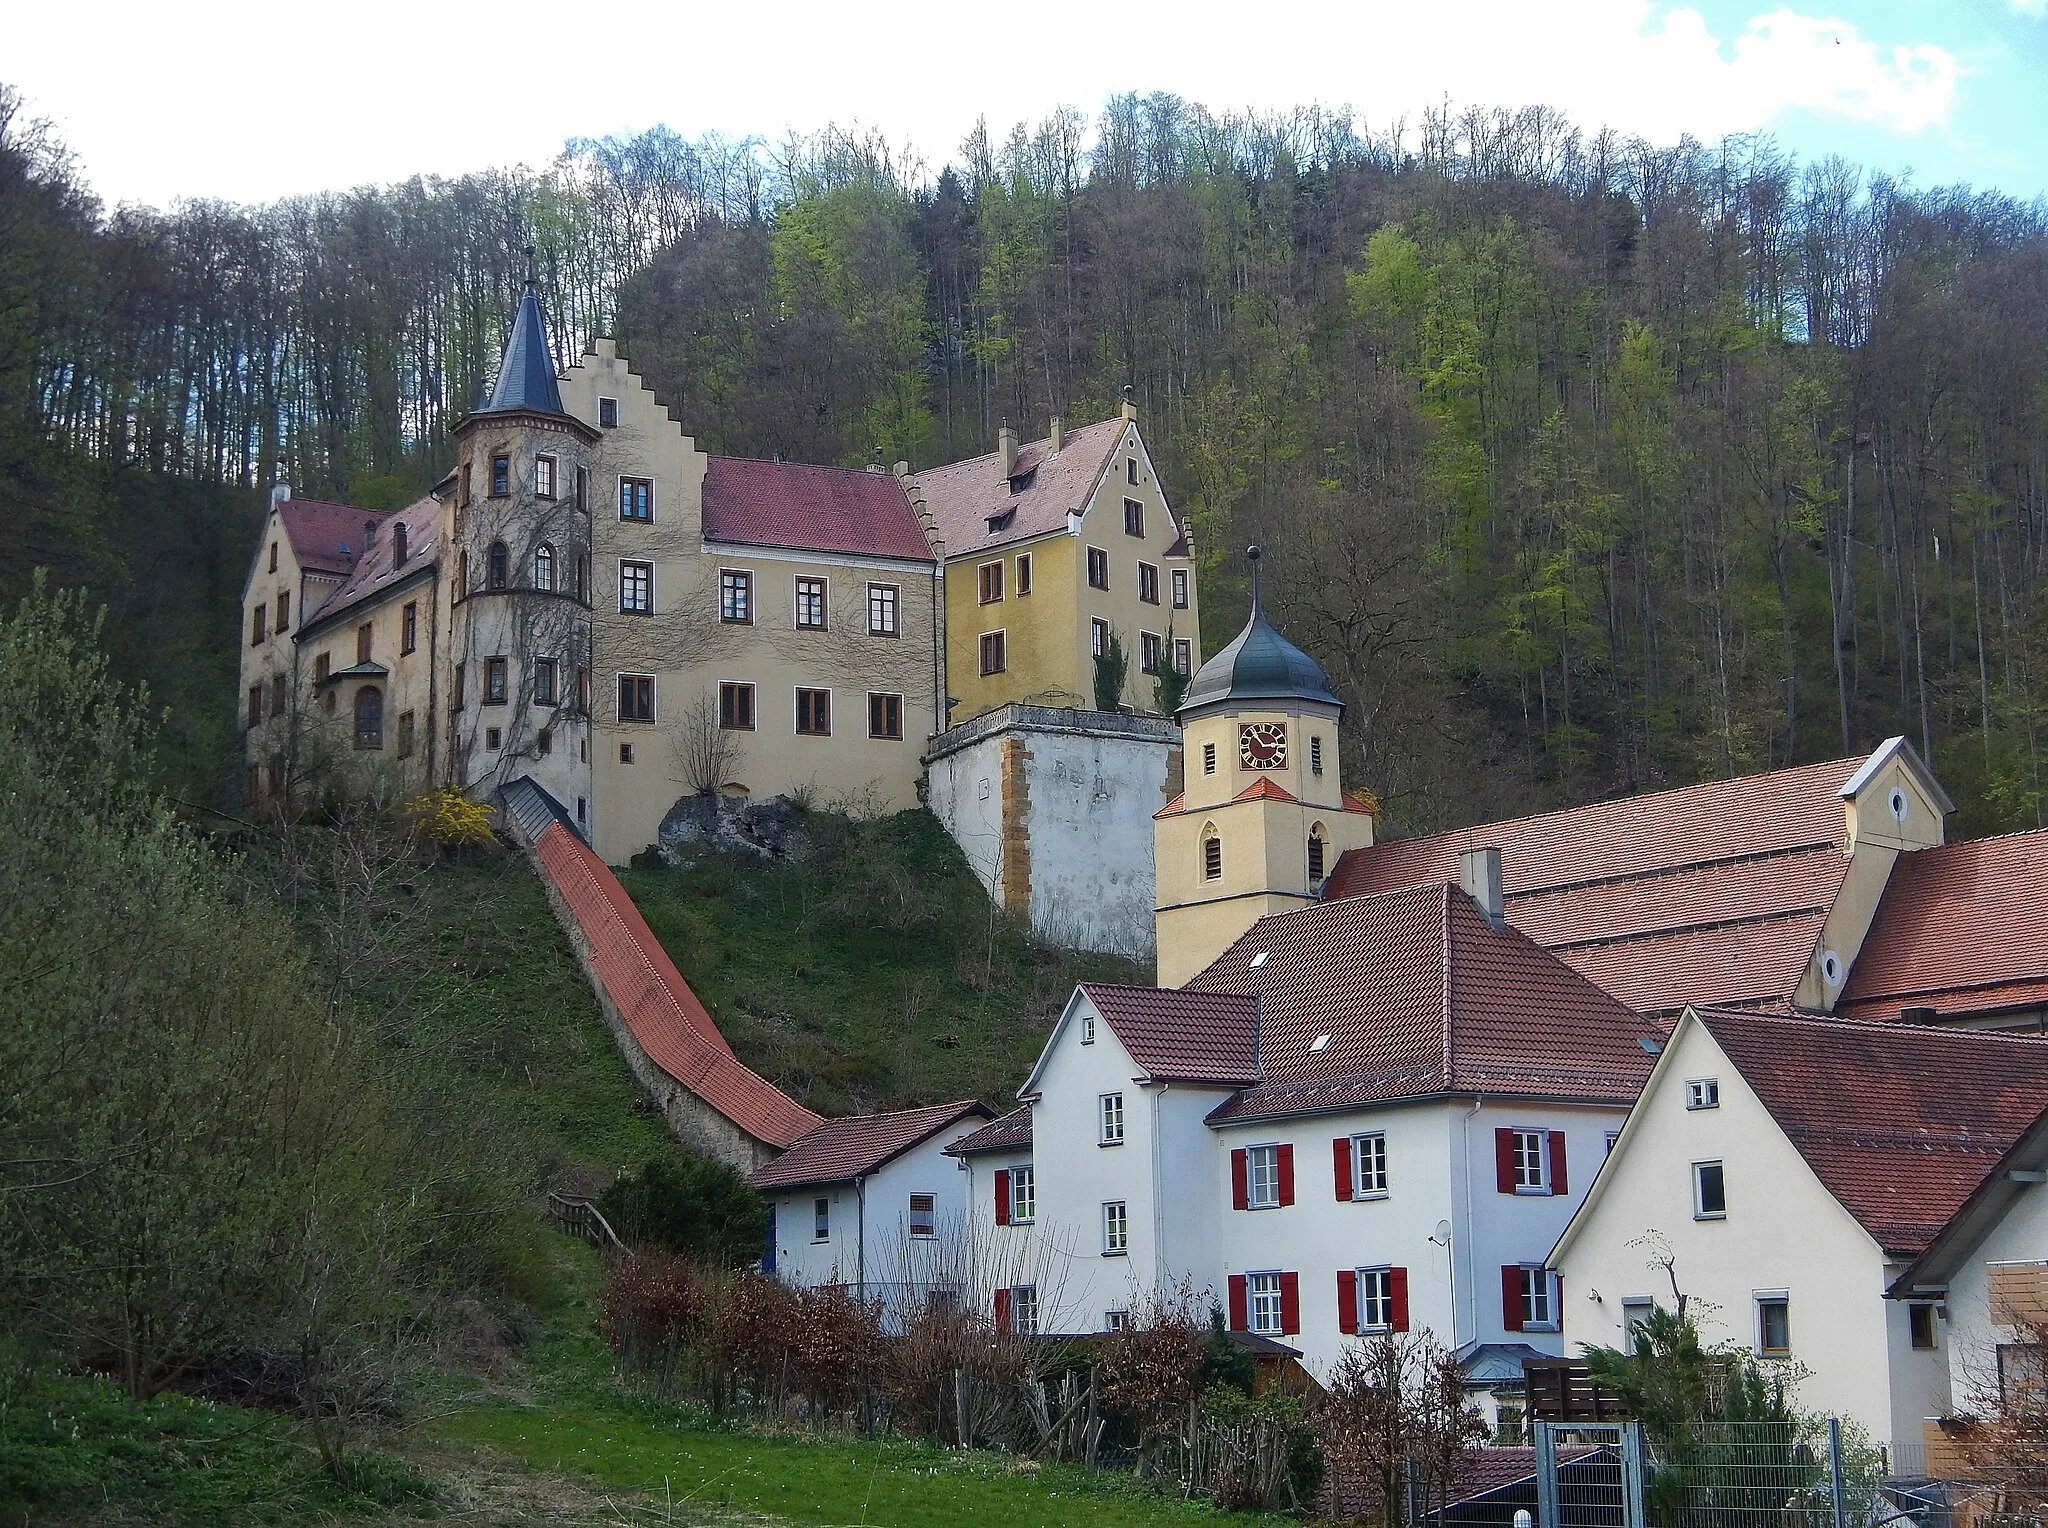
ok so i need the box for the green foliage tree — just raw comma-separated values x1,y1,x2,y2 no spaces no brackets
597,1157,769,1266
1093,627,1129,714
1153,621,1191,716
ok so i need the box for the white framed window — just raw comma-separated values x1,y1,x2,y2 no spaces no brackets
619,559,653,614
1685,1078,1720,1110
813,1196,830,1242
535,454,557,499
1694,1160,1727,1219
598,396,618,428
1755,1292,1791,1356
1138,562,1160,604
1358,1266,1395,1331
1015,552,1032,595
1099,1092,1125,1145
1009,1284,1040,1336
1246,1143,1281,1209
1139,630,1161,674
1621,1297,1655,1340
720,568,753,623
1087,546,1109,589
1203,741,1217,775
1605,1129,1622,1157
1081,1013,1096,1044
1009,1164,1036,1224
617,673,655,723
977,561,1004,603
979,630,1006,675
796,687,832,736
1248,1272,1283,1335
1105,1308,1131,1332
1091,617,1108,656
1174,638,1192,676
1172,567,1188,608
909,1193,936,1238
1512,1128,1549,1193
1102,1200,1128,1255
868,692,903,740
868,582,899,636
1520,1267,1558,1331
618,476,653,521
795,576,828,630
1351,1133,1389,1198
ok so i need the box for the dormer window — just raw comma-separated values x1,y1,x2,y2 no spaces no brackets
986,508,1015,532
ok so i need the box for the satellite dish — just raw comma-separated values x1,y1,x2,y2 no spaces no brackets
1431,1220,1452,1247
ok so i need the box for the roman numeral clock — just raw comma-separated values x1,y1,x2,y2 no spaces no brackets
1239,721,1287,769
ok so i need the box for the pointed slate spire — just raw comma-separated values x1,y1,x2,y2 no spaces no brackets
478,245,566,418
1179,543,1343,719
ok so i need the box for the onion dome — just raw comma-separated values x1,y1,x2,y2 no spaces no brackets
1178,545,1342,720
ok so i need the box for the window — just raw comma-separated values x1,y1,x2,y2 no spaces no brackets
1009,1285,1040,1337
401,601,417,654
275,591,289,631
1102,1201,1128,1255
619,742,634,763
619,477,653,521
977,561,1004,603
1172,567,1189,608
484,656,508,704
1358,1267,1396,1331
620,560,653,614
868,583,899,636
1685,1078,1720,1110
1694,1160,1727,1219
1246,1144,1281,1208
533,657,558,706
575,465,587,512
1007,1164,1036,1224
355,623,373,664
1248,1272,1283,1335
490,455,510,497
796,688,831,736
1203,741,1217,775
459,462,471,508
1091,618,1109,657
1606,1130,1623,1157
484,726,500,750
1621,1297,1656,1340
1081,1013,1096,1044
795,577,827,629
1174,639,1192,677
1203,831,1222,880
1511,1130,1548,1193
1350,1132,1388,1198
1519,1268,1558,1330
1909,1303,1937,1351
869,693,903,740
813,1197,830,1242
1099,1092,1125,1146
1138,562,1160,604
536,455,556,499
527,543,552,592
1015,553,1032,595
353,686,383,750
1127,457,1139,485
268,541,278,573
1308,831,1327,883
487,541,509,591
720,682,755,730
1106,1309,1131,1332
1123,498,1145,537
598,396,618,428
250,604,266,645
1087,546,1109,589
720,568,752,624
979,631,1006,675
1755,1294,1791,1356
618,673,655,723
1998,1343,2047,1410
1139,631,1161,674
909,1193,936,1239
247,684,264,729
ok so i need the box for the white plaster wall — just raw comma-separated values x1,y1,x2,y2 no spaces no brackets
1939,1184,2048,1420
1555,1019,1902,1448
925,737,1004,905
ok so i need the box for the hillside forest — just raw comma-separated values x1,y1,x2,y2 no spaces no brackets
3,82,2046,832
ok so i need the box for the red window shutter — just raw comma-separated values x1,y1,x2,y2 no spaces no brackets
1548,1131,1569,1196
1228,1274,1248,1331
1495,1128,1517,1194
1280,1272,1301,1335
1334,1137,1353,1201
994,1287,1011,1334
1231,1148,1248,1210
1502,1266,1525,1332
994,1170,1010,1226
1337,1270,1359,1334
1389,1267,1411,1332
1277,1143,1295,1206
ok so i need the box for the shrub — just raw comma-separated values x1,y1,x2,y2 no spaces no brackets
597,1156,769,1266
406,787,496,849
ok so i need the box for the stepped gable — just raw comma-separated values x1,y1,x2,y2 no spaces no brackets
528,814,822,1150
1075,983,1263,1086
1191,884,1662,1124
748,1100,994,1191
915,418,1132,556
945,1106,1032,1157
701,456,935,562
1835,829,2048,1023
299,495,440,632
1322,756,1866,1013
1695,1008,2048,1256
277,497,376,576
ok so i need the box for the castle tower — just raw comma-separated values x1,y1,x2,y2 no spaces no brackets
1153,547,1376,986
448,256,601,827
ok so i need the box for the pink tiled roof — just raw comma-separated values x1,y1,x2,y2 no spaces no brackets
1323,756,1864,1013
278,497,377,577
701,457,933,562
916,419,1165,558
748,1100,993,1191
304,494,440,631
531,821,822,1149
1076,984,1264,1085
1192,884,1661,1123
1837,830,2048,1022
945,1106,1033,1156
1698,1008,2048,1255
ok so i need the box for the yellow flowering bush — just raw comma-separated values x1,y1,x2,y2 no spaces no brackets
406,788,496,849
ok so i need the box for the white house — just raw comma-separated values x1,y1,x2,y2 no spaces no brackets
748,1100,992,1330
1549,1007,2048,1459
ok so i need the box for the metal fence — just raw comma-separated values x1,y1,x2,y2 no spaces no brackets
1531,1419,1866,1528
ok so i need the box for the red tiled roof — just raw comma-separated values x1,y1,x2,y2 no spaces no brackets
917,419,1171,558
1837,831,2048,1022
748,1100,992,1191
946,1106,1033,1156
531,821,822,1149
1075,984,1264,1085
278,497,377,577
1154,792,1185,820
701,456,933,562
1232,777,1299,805
1698,1008,2048,1255
1323,756,1864,1013
304,494,440,632
1192,885,1661,1124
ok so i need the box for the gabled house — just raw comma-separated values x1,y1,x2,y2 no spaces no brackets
1550,1008,2048,1458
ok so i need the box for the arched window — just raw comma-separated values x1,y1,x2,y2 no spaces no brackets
354,686,384,750
534,543,556,592
487,541,508,591
1308,823,1328,883
1201,825,1222,882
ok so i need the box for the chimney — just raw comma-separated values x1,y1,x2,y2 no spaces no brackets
392,521,408,565
364,519,378,545
1119,383,1138,422
1049,416,1064,454
998,422,1018,479
1459,848,1504,928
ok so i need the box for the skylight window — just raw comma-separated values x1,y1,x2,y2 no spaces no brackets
1310,1035,1332,1053
1249,951,1270,968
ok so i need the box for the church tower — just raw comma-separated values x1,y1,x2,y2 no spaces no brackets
448,257,601,826
1153,547,1377,986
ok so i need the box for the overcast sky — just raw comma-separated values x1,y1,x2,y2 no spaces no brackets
11,0,2047,209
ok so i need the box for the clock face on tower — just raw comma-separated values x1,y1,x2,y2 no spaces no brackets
1239,722,1288,770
